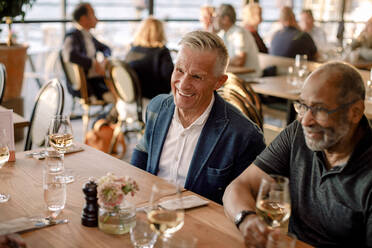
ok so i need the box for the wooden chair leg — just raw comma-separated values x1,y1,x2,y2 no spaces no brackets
109,120,123,154
82,104,90,142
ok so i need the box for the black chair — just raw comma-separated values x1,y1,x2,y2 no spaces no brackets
59,50,109,139
105,59,144,154
24,79,64,151
0,63,6,104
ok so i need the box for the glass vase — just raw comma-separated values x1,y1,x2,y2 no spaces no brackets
98,199,136,235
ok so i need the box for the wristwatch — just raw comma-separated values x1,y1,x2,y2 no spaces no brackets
234,210,256,229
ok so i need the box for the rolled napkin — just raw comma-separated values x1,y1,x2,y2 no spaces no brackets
0,217,68,235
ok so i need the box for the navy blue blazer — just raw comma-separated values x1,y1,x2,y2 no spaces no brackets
63,28,111,74
131,92,266,203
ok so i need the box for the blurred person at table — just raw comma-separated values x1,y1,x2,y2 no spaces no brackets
215,4,262,79
351,17,372,62
130,31,265,204
299,9,327,52
199,5,216,33
270,7,317,61
0,233,27,248
223,61,372,248
125,17,173,99
62,2,113,102
242,2,268,54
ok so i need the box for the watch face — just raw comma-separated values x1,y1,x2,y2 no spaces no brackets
235,212,243,224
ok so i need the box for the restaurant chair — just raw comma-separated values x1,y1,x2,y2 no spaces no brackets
218,87,263,130
0,63,6,104
105,59,145,154
24,78,64,151
224,73,263,120
59,50,108,140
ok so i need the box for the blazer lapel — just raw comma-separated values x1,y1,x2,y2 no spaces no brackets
148,97,175,174
185,93,229,189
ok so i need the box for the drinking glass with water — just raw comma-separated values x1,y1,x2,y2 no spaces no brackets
43,169,66,217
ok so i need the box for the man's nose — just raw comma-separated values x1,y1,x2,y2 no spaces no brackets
301,108,316,126
178,74,192,89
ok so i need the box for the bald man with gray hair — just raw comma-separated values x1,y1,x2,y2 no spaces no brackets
223,61,372,247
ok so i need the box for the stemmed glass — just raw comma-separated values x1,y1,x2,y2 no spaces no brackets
147,183,184,242
256,175,291,230
0,129,10,203
48,115,74,183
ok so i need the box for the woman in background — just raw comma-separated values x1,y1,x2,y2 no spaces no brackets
126,17,173,99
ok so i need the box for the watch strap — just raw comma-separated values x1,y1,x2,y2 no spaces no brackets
235,210,256,229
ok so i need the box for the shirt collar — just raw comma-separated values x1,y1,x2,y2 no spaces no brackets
74,23,91,36
174,94,215,129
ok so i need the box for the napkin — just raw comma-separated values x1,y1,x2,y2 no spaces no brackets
0,217,68,235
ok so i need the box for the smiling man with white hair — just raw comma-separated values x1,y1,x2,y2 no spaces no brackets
131,31,265,204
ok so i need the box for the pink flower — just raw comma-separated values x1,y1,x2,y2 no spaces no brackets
97,173,139,208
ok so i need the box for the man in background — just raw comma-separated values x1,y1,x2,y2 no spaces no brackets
131,31,265,204
215,4,262,79
223,62,372,247
299,9,327,51
63,2,112,102
270,7,317,60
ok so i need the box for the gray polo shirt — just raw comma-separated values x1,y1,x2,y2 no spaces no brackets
254,117,372,248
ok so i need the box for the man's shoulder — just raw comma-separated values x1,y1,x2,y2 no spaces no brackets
147,94,173,111
65,28,81,38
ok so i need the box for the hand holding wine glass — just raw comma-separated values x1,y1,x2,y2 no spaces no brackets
147,184,184,240
256,175,291,230
0,129,10,203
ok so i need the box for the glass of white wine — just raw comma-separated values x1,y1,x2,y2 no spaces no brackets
0,129,10,203
256,175,291,229
48,115,74,183
147,183,184,242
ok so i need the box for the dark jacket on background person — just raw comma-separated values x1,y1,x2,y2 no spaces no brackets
126,46,173,99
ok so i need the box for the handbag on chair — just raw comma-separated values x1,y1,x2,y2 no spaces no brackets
84,119,126,159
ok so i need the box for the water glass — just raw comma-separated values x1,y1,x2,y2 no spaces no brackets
130,220,158,248
45,150,64,173
43,170,66,216
295,54,308,71
162,232,198,248
366,80,372,102
266,231,296,248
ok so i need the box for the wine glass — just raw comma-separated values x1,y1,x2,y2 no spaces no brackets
147,183,184,242
0,129,10,203
48,115,73,154
256,175,291,230
48,115,74,183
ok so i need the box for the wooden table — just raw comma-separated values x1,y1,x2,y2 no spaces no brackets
251,75,372,124
0,145,313,248
227,66,255,75
0,105,30,128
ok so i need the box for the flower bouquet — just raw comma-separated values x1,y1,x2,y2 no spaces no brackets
97,173,139,234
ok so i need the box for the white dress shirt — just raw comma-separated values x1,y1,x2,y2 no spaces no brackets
157,95,215,187
218,24,262,79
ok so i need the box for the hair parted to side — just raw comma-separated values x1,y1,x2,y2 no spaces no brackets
178,31,229,75
312,61,365,103
132,17,166,48
72,2,90,22
301,9,314,19
219,4,236,24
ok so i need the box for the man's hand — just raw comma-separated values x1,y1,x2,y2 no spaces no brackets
93,59,106,76
239,215,270,248
0,234,27,248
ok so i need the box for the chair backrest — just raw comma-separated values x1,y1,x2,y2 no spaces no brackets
224,73,263,118
25,79,65,151
59,50,90,103
0,63,6,104
218,87,263,129
106,59,143,122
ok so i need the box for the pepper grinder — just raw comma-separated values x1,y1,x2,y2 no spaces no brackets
81,177,98,227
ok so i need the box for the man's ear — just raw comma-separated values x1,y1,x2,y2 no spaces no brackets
349,100,365,124
214,74,228,90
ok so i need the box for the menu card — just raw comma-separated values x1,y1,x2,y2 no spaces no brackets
0,108,15,161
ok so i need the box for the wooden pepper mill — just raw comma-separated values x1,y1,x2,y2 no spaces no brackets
81,178,99,227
